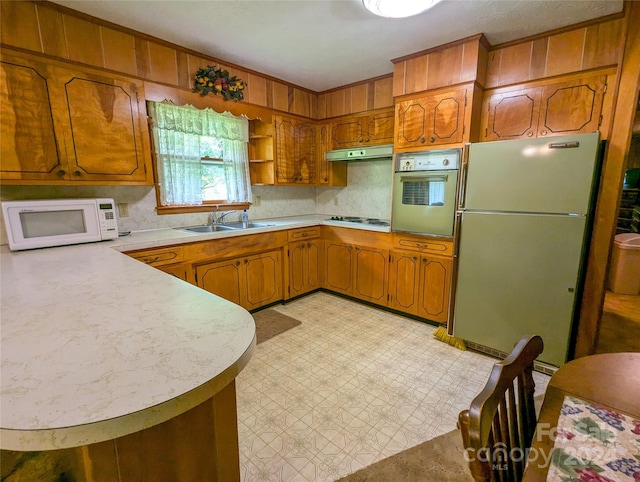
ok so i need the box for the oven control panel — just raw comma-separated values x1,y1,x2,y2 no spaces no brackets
396,148,460,171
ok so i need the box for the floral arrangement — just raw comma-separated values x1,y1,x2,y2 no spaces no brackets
193,65,246,101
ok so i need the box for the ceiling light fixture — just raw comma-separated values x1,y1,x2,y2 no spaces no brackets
362,0,442,18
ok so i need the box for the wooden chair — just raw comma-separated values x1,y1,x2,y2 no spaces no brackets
457,335,544,482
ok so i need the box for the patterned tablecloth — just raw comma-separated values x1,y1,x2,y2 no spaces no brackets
546,395,640,481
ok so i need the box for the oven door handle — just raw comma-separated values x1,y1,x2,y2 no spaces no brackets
399,175,448,183
458,147,470,209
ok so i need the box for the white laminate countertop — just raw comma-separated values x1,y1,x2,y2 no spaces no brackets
0,215,390,451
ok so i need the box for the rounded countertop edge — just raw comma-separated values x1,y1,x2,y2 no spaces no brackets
0,331,256,452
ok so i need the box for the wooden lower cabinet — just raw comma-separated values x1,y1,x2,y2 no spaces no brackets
159,263,189,281
388,250,452,323
388,250,421,314
353,245,388,304
325,241,354,295
416,254,452,323
288,239,322,298
196,250,283,311
324,238,388,306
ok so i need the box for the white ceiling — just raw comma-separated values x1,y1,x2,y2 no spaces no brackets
52,0,624,92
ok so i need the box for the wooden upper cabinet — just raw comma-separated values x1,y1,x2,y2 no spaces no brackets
395,86,467,150
482,73,608,141
330,108,394,149
1,57,64,181
316,122,347,187
1,50,152,184
62,70,148,182
483,86,541,140
274,115,316,185
538,75,606,137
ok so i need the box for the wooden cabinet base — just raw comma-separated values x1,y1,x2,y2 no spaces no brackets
0,381,240,482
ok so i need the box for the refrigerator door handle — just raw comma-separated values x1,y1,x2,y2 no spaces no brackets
458,146,470,209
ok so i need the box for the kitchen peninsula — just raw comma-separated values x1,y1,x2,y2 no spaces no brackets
1,215,402,480
0,228,260,479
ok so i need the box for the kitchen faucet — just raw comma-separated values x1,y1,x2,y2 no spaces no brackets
209,208,235,225
219,211,236,224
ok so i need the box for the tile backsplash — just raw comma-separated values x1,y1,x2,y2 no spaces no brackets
0,161,393,245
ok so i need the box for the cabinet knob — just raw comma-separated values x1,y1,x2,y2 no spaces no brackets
235,261,240,266
540,130,547,136
73,171,82,176
365,138,370,142
430,137,435,143
413,256,417,261
56,170,66,177
420,138,425,143
527,132,534,137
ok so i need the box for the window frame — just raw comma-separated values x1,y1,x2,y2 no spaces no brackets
149,116,251,216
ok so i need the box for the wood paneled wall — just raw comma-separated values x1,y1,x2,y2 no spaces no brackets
485,17,625,89
391,34,490,97
317,75,394,119
0,0,317,118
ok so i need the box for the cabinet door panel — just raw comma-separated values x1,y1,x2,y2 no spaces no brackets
275,117,296,183
0,59,65,180
244,251,282,310
297,123,315,183
538,75,605,137
366,112,394,145
316,123,332,185
354,246,387,305
325,242,352,294
396,98,427,148
332,119,363,148
64,74,146,181
484,87,541,141
159,263,189,281
289,242,306,297
306,240,321,290
417,255,451,323
388,251,419,314
430,89,466,145
197,260,243,306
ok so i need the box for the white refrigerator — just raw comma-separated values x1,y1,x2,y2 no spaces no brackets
452,132,601,367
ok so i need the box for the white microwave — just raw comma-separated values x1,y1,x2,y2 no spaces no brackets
2,198,119,251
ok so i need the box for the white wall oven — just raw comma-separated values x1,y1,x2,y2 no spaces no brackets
391,149,461,237
2,198,118,250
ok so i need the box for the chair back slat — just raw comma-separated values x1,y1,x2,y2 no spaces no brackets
457,335,544,482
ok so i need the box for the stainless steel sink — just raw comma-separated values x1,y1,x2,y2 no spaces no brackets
223,222,273,229
176,224,237,233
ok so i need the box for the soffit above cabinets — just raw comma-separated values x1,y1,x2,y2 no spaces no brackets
50,0,623,92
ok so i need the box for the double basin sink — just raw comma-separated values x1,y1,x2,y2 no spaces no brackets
176,222,273,233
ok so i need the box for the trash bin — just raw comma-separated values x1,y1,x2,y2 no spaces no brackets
607,233,640,295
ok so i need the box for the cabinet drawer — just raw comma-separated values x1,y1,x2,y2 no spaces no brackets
393,234,453,256
127,246,184,267
288,227,321,242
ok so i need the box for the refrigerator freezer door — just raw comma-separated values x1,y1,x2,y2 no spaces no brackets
453,212,587,366
464,132,599,215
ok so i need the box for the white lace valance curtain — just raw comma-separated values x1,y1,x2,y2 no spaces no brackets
148,101,251,205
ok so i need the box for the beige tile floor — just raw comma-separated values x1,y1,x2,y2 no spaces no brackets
236,292,550,482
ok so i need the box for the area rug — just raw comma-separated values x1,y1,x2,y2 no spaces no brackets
252,308,302,344
336,428,473,482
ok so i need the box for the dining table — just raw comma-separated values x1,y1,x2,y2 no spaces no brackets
523,352,640,481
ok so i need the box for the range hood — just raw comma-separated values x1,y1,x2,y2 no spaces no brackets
325,144,393,162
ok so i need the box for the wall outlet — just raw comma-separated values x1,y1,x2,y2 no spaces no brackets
118,203,129,218
334,197,339,206
253,195,261,207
